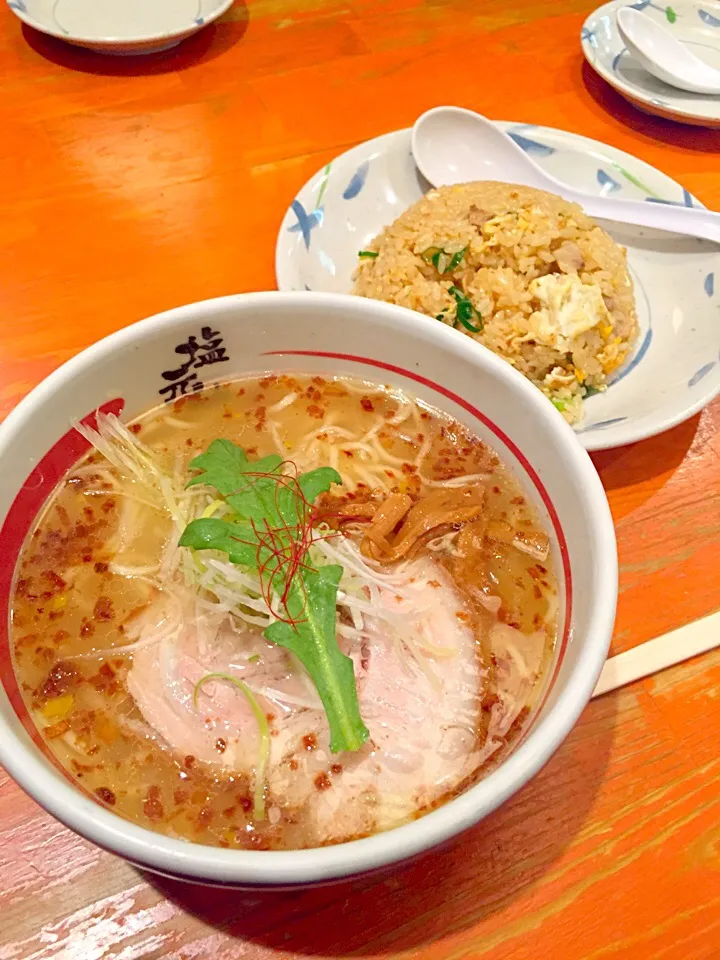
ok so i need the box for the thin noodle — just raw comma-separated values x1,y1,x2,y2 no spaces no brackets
355,465,390,491
370,435,412,467
267,392,298,414
81,489,162,512
339,380,389,396
162,417,194,429
267,420,287,456
70,465,119,484
418,472,491,488
110,562,163,578
335,442,376,460
360,417,386,443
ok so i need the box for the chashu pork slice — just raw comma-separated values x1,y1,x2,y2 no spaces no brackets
127,557,486,844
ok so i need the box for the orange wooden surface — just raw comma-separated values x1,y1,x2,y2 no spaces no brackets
1,1,720,957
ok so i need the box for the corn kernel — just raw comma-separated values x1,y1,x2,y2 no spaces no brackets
600,324,612,339
41,693,74,721
575,368,586,382
95,714,118,744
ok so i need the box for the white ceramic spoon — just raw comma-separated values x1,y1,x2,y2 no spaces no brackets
411,106,720,244
616,8,720,96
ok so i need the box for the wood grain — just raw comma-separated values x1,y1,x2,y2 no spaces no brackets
1,1,719,957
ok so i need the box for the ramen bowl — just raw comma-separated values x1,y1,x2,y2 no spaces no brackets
0,292,617,887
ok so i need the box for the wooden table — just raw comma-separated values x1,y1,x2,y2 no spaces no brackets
1,1,719,957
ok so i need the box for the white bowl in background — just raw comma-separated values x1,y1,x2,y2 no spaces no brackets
0,292,617,887
6,0,234,55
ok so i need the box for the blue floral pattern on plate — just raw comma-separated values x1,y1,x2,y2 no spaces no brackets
6,0,229,50
699,8,720,26
597,169,622,192
287,163,332,250
630,0,678,19
579,417,628,431
688,362,717,386
288,201,324,250
609,328,653,386
343,161,370,200
507,131,555,157
646,188,697,207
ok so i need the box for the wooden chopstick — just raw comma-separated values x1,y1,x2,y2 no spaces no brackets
592,610,720,698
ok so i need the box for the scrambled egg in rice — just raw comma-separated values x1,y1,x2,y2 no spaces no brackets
353,182,639,424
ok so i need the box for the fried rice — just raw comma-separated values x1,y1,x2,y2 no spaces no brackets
352,181,639,424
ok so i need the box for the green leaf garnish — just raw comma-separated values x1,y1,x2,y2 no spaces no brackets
179,440,369,754
421,246,466,275
665,6,677,23
582,384,601,398
358,250,378,258
193,672,270,820
448,285,483,332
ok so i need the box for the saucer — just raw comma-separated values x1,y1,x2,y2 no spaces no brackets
6,0,234,55
582,0,720,127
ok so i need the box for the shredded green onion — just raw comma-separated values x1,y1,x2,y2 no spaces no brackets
358,250,378,259
582,384,601,398
551,398,567,412
448,285,483,332
447,247,467,271
193,672,270,821
201,499,225,519
421,245,466,275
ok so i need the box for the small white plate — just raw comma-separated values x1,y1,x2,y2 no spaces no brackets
581,0,720,127
6,0,234,55
275,125,720,452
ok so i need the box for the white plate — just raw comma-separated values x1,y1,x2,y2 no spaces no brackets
581,0,720,127
275,125,720,452
6,0,234,54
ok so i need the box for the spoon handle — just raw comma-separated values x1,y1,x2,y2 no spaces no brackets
568,192,720,245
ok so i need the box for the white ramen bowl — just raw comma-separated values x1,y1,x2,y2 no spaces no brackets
0,292,617,887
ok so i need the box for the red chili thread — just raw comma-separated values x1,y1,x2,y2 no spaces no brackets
226,464,340,628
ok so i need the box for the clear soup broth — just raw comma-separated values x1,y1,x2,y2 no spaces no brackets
11,374,557,850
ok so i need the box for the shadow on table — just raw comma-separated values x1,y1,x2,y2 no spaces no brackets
592,411,700,502
144,695,617,954
20,3,249,77
581,62,720,153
